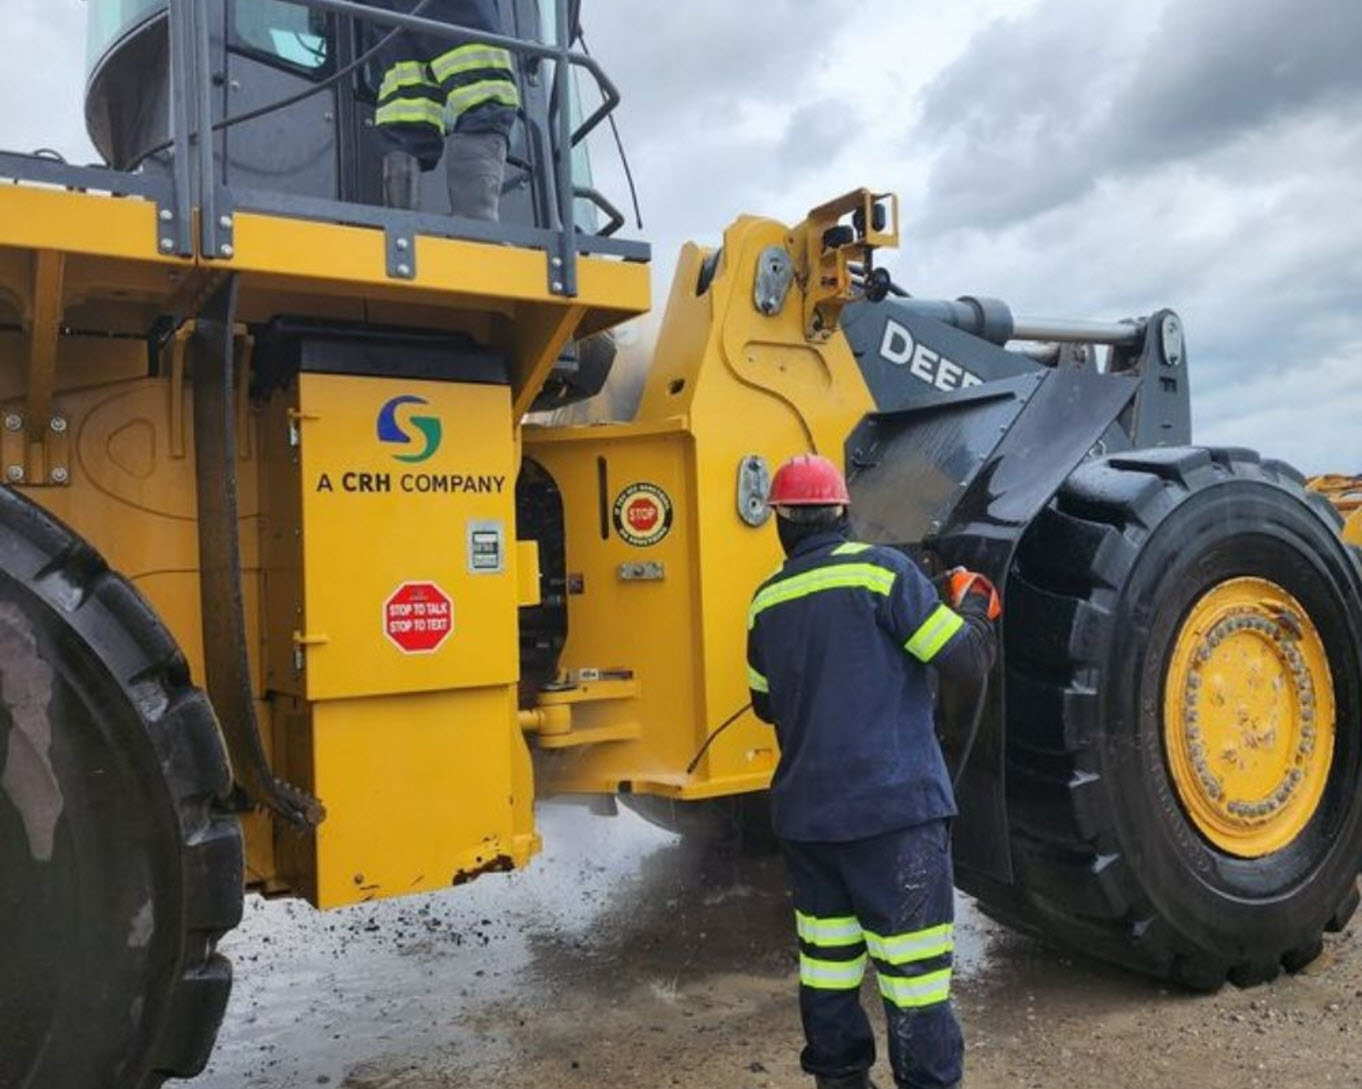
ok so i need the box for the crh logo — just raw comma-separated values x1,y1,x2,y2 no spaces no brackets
377,396,443,464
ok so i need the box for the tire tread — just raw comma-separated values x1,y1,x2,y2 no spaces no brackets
0,485,242,1084
993,445,1362,991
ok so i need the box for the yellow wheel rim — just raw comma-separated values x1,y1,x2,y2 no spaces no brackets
1163,577,1336,858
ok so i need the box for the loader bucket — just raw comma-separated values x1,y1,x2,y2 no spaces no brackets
844,366,1138,884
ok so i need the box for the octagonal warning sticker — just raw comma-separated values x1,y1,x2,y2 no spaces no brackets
613,482,674,547
384,581,453,654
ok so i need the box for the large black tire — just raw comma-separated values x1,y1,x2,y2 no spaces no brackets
0,486,243,1087
995,446,1362,988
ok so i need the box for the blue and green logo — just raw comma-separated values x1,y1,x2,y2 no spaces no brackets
377,395,442,464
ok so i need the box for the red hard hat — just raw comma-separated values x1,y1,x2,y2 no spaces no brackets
768,454,850,506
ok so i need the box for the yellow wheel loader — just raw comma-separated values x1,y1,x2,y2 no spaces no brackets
1,2,1359,1085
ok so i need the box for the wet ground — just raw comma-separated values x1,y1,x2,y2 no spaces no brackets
200,805,1362,1089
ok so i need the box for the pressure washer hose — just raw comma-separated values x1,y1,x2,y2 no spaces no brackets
684,674,989,791
949,675,989,792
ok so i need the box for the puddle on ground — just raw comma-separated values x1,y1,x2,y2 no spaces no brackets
200,805,1006,1088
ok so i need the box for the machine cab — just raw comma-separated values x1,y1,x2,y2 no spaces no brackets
84,0,611,233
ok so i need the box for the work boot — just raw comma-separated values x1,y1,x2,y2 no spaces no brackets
446,131,506,221
382,149,422,211
814,1074,877,1089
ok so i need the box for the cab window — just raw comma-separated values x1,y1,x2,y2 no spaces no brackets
86,0,165,73
233,0,330,72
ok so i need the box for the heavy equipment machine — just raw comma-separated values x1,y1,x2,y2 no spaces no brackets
1,1,1359,1085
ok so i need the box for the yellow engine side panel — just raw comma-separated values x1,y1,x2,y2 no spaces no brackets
261,372,536,907
526,214,876,800
526,425,708,785
309,686,537,908
291,374,519,700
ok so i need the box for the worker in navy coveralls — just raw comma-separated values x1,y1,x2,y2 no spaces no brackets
367,0,519,218
746,454,999,1089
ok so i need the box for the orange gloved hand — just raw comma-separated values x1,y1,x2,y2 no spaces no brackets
946,567,1002,622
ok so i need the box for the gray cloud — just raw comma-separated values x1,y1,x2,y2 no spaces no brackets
773,96,864,172
916,0,1362,233
2,2,94,162
887,0,1362,471
584,0,857,148
1121,0,1362,157
582,0,869,265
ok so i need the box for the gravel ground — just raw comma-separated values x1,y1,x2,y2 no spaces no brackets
197,806,1362,1089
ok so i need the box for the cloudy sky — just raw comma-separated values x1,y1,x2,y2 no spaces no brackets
8,0,1359,471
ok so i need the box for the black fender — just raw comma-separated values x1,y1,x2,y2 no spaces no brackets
845,366,1139,886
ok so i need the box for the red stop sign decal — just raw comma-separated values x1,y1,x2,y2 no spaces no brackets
384,582,453,654
626,498,659,532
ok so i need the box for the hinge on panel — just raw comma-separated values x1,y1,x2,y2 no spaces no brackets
291,631,330,675
286,408,319,448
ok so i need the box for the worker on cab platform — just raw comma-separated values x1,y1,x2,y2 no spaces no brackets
368,0,520,219
746,454,1000,1089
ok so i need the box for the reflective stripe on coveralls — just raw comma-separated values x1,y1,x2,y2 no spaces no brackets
376,57,445,131
379,59,437,100
801,953,868,990
378,45,519,135
863,922,954,964
795,910,864,947
905,603,965,662
431,43,520,121
747,665,770,693
429,45,514,79
795,911,956,1002
749,556,964,666
748,564,897,627
796,911,869,991
376,98,446,129
877,967,953,1009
